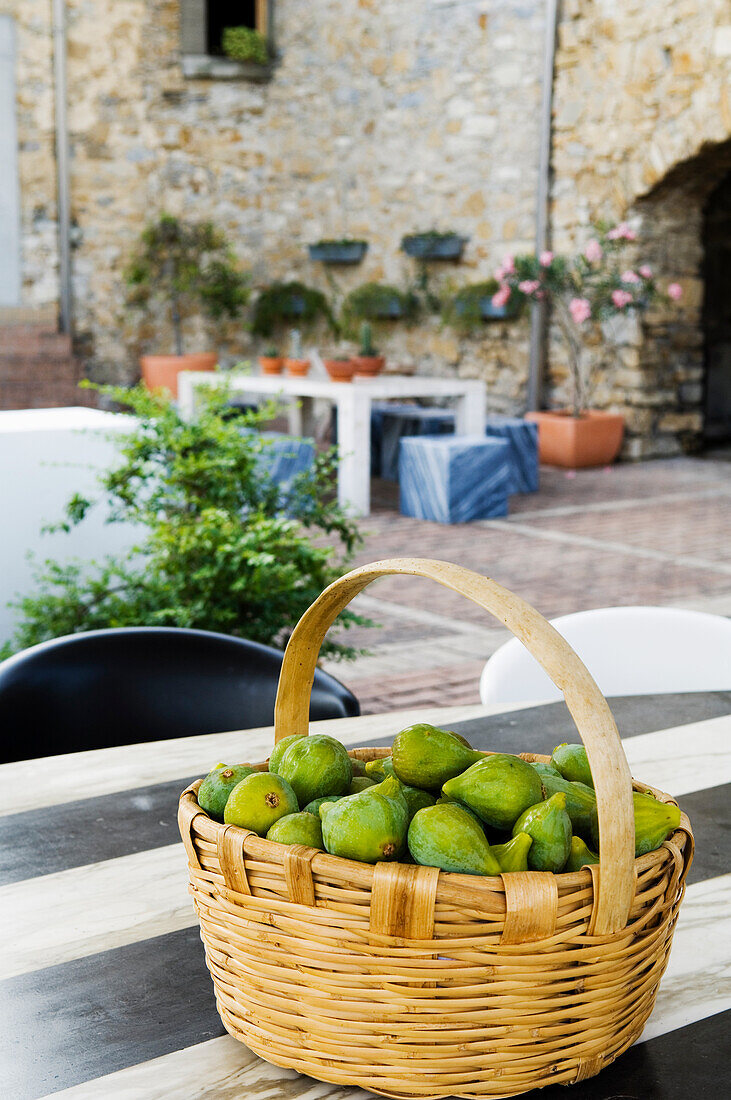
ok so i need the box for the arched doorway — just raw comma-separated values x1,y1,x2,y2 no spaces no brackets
703,173,731,443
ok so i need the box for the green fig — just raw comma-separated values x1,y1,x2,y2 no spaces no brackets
197,762,256,821
401,786,437,821
303,794,344,815
565,835,600,872
266,811,324,849
349,776,377,794
437,794,487,828
531,761,563,780
513,792,572,872
591,790,682,857
277,734,353,807
539,773,598,838
408,803,501,876
268,734,306,775
551,743,593,787
224,772,299,835
392,724,482,789
492,832,533,872
350,758,368,778
365,757,396,780
320,775,409,863
442,754,544,830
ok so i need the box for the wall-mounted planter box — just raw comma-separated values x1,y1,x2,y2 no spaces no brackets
401,233,468,261
308,241,369,265
478,298,518,321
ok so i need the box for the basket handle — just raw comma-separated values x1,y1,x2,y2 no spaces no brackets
274,557,635,935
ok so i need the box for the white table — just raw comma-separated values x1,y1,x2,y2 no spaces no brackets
2,694,727,1099
178,372,487,515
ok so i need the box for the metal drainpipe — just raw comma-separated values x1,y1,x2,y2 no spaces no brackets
526,0,560,411
52,0,72,334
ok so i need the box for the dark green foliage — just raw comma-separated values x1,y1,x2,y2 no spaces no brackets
340,282,417,334
251,281,335,337
222,26,270,65
311,238,368,248
1,383,369,661
443,279,517,332
124,214,249,355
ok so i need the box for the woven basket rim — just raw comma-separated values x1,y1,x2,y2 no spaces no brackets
180,746,692,904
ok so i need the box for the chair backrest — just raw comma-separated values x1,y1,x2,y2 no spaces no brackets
0,627,360,763
480,606,731,706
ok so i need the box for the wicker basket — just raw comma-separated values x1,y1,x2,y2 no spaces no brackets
178,559,693,1099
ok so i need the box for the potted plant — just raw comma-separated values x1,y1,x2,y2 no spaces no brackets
443,279,521,331
222,26,270,66
351,322,385,376
492,225,684,467
401,230,468,261
341,282,416,325
259,346,283,375
284,329,310,376
308,239,369,265
124,214,249,398
323,355,355,382
252,281,334,338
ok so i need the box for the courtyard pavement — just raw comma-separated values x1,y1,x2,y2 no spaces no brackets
322,455,731,715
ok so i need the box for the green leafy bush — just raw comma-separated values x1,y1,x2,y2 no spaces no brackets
251,281,335,338
2,384,369,661
222,27,270,66
124,214,249,355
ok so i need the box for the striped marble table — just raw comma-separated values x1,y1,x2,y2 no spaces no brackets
1,693,729,1100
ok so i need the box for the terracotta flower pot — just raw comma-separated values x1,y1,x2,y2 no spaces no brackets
140,353,217,398
525,409,625,468
323,358,355,382
259,356,284,375
351,355,385,377
285,357,311,377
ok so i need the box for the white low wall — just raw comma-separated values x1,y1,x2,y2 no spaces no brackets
0,407,140,648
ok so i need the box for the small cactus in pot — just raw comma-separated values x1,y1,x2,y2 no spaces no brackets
352,321,385,377
285,329,310,376
259,344,284,374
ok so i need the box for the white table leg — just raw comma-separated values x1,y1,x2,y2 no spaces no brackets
335,388,371,516
177,373,198,420
455,387,486,436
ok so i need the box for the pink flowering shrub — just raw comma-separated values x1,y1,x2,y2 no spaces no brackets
492,223,683,415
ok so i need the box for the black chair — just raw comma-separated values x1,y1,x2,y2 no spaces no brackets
0,627,360,763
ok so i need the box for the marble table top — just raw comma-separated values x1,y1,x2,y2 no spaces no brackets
1,693,729,1100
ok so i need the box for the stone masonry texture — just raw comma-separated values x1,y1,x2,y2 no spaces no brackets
3,0,731,452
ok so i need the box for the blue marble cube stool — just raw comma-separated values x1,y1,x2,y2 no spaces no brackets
372,403,456,481
399,434,511,524
241,429,315,505
484,415,539,494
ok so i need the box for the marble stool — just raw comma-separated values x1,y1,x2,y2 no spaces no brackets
399,434,511,524
241,429,315,504
484,416,539,494
372,403,455,480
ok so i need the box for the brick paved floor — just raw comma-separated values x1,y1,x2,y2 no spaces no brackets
321,455,731,715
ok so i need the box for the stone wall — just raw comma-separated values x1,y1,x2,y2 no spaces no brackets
551,0,731,455
5,0,546,400
6,0,731,451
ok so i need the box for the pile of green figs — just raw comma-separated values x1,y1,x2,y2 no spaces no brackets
196,723,681,876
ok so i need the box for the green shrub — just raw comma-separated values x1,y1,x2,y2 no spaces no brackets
251,281,335,338
1,383,370,661
124,214,249,355
222,27,270,66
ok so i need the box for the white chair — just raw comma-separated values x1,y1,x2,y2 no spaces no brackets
479,606,731,706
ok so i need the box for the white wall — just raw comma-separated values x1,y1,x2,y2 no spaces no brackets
0,408,141,647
